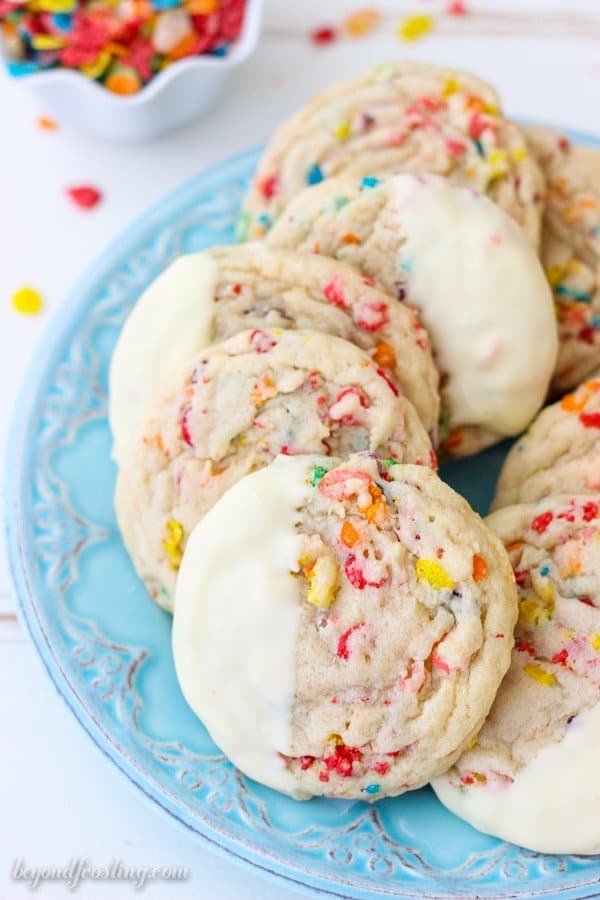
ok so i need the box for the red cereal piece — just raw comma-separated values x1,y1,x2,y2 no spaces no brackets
375,367,399,396
299,755,315,770
445,137,466,157
355,300,389,331
310,25,337,45
531,511,553,534
336,622,365,658
344,554,387,590
259,174,279,200
583,501,599,521
180,407,193,446
323,276,348,309
66,185,102,210
447,0,468,14
372,761,389,776
580,411,600,429
323,744,362,776
551,648,569,666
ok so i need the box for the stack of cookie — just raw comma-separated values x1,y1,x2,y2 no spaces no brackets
109,61,600,853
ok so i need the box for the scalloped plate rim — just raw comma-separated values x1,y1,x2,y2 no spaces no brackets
5,126,600,900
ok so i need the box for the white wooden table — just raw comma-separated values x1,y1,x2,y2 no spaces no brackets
1,2,599,896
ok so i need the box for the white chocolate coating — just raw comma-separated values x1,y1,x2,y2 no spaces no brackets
391,176,557,435
433,700,600,854
172,456,318,798
109,253,217,461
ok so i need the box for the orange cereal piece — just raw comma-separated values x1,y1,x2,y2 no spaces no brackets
341,521,360,548
344,9,380,37
472,554,488,582
372,341,396,370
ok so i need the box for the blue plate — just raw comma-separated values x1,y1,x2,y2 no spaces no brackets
6,130,600,899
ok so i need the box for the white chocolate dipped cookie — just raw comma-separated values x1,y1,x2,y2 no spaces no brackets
268,173,557,456
173,454,517,800
433,494,600,854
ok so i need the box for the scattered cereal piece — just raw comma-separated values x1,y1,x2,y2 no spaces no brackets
36,115,58,131
396,13,433,42
11,286,43,315
66,185,102,210
344,9,380,37
310,25,337,45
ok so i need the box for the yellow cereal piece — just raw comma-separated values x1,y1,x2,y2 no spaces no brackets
524,664,556,687
81,51,112,80
472,772,487,783
519,595,554,626
443,77,458,97
464,733,478,752
591,634,600,651
162,519,184,571
415,559,454,591
334,121,351,141
301,554,339,609
11,286,43,315
396,13,433,42
326,733,344,747
30,33,67,49
487,149,509,181
546,263,566,288
512,147,528,162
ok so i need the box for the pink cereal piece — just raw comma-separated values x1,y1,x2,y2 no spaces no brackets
323,275,349,308
328,386,369,424
445,137,466,157
344,553,387,589
354,300,389,332
318,468,371,501
180,407,193,446
250,328,277,353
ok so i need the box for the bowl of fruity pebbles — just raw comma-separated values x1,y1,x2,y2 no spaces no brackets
0,0,261,140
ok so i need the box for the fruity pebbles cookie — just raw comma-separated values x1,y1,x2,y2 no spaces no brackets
525,126,600,392
115,329,434,609
433,494,600,854
109,245,439,460
492,371,600,509
173,453,517,800
268,173,557,456
241,61,545,247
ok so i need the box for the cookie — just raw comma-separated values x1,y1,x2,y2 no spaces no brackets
109,245,440,460
524,126,600,392
241,61,544,247
433,495,600,854
492,372,600,509
115,329,434,609
173,453,517,800
268,173,557,456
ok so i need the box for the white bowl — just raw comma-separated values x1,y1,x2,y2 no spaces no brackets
3,0,262,142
